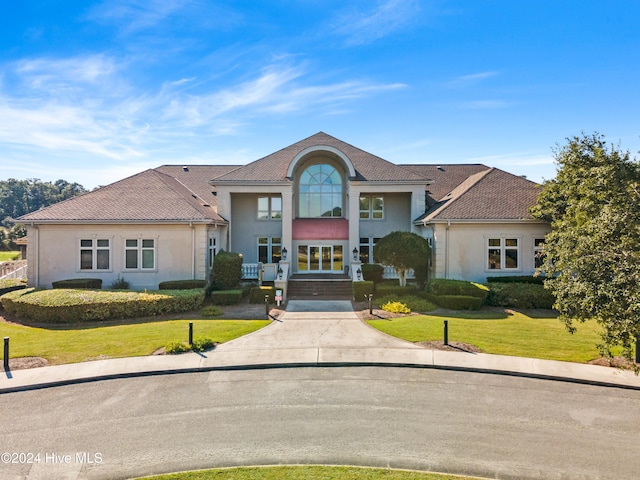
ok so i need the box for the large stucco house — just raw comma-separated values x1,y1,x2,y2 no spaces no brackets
18,132,549,298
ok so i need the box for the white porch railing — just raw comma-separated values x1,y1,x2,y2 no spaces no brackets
0,260,28,280
382,265,415,279
241,263,260,279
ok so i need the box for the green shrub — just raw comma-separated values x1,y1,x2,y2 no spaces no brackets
191,337,216,352
375,284,416,297
486,282,555,309
208,250,243,292
431,294,483,310
248,286,276,304
0,288,205,323
200,305,223,317
381,300,411,314
52,278,102,289
165,341,191,354
353,281,374,300
486,276,545,285
159,279,207,290
361,264,384,284
427,279,489,301
110,276,130,289
375,294,436,313
0,278,28,297
210,289,243,305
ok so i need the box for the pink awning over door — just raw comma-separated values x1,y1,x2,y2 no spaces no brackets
292,218,349,240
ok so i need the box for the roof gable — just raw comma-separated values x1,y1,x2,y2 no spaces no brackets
213,132,429,183
418,168,542,222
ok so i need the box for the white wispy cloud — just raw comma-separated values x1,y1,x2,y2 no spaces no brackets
0,54,406,166
448,71,499,88
332,0,420,46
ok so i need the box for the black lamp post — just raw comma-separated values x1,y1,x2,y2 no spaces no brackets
352,247,358,261
281,247,287,261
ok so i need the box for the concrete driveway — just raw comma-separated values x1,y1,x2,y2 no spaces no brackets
215,300,423,351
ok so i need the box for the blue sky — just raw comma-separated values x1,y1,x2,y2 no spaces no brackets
1,0,639,189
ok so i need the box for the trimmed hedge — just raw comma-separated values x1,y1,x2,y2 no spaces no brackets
248,286,276,304
375,284,416,297
427,279,489,301
52,278,102,289
431,294,483,310
376,294,436,313
486,282,555,309
486,275,545,285
159,279,206,290
210,289,243,305
0,288,205,323
208,250,243,291
361,264,384,284
0,278,28,297
353,281,374,300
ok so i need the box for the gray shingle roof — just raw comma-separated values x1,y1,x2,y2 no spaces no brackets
155,165,238,208
18,169,226,223
417,168,542,222
213,132,428,183
400,164,490,205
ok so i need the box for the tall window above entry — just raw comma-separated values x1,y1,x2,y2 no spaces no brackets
299,164,342,217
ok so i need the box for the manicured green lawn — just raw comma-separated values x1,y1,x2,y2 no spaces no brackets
368,309,611,363
0,251,21,262
0,319,269,365
137,466,481,480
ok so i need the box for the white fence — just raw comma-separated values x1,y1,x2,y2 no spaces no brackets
241,263,260,279
382,265,415,279
0,260,28,280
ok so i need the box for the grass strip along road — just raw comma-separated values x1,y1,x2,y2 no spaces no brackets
0,319,269,365
367,309,612,363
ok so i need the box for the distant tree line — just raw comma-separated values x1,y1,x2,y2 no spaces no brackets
0,178,86,249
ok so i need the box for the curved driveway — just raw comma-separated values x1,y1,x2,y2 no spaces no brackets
1,367,639,480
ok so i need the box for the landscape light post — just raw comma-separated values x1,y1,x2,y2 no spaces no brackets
366,294,373,315
265,294,270,319
444,321,449,346
188,322,193,346
3,337,9,371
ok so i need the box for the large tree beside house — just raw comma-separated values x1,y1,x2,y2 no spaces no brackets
532,133,640,364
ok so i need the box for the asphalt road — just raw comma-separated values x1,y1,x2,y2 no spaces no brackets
1,367,639,480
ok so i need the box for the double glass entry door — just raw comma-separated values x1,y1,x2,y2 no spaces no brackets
298,245,343,273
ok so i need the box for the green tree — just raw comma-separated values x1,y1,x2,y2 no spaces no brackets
0,178,87,233
531,133,640,364
373,231,431,287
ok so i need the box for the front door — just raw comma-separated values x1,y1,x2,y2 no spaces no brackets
298,245,343,273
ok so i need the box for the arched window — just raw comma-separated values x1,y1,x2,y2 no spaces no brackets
298,164,343,217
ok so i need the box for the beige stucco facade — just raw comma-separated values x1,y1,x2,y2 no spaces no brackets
25,223,223,290
425,221,551,283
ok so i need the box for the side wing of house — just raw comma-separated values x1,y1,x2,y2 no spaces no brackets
415,167,550,283
19,168,228,290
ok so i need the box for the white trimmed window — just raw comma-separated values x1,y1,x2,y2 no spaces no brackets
534,238,545,269
258,237,282,263
208,237,217,268
80,238,110,270
487,238,519,270
359,195,384,219
359,237,381,264
125,239,155,270
258,196,282,220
